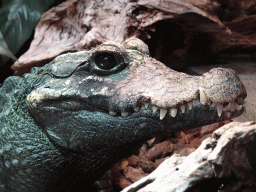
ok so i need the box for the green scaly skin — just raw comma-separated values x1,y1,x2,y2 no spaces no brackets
0,38,246,191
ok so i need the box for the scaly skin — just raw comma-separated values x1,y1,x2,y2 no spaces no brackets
0,38,246,191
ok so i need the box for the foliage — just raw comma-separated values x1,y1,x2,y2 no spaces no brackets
0,0,55,63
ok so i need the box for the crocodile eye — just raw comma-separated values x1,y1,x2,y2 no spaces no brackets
94,52,117,70
88,43,130,76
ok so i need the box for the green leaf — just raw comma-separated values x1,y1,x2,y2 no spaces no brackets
0,0,55,55
0,31,17,60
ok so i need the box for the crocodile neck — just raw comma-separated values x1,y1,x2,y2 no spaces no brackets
0,75,123,191
0,76,75,191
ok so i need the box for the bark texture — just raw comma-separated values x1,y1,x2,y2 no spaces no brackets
11,0,256,75
122,121,256,192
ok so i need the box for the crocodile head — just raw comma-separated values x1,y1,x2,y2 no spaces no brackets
26,38,246,181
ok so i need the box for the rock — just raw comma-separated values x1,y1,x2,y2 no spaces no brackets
122,121,256,192
180,131,195,144
155,157,169,166
168,137,181,144
127,155,140,167
138,144,148,158
143,140,173,161
182,127,201,137
123,166,148,183
190,137,203,148
118,178,133,190
200,122,220,136
174,146,197,157
113,121,231,190
201,132,214,141
113,173,133,190
138,159,157,173
173,140,186,150
118,160,129,170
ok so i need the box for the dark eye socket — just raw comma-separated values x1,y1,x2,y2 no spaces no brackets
88,44,130,76
94,52,117,70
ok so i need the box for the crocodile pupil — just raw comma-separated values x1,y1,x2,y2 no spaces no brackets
94,52,117,70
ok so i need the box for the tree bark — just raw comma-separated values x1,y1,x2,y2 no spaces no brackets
12,0,256,75
122,121,256,192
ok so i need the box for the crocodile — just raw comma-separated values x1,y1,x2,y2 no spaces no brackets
0,37,246,192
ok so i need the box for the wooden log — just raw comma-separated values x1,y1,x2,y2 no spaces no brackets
122,121,256,192
11,0,236,75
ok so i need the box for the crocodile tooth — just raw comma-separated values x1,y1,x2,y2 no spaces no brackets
226,112,231,118
170,108,178,117
144,102,149,109
199,87,207,104
121,112,129,117
235,103,243,110
109,111,117,116
217,104,223,117
160,109,167,120
134,107,140,112
188,102,193,110
152,106,158,113
180,105,186,113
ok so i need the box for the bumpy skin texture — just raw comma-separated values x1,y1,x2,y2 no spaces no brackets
0,38,246,191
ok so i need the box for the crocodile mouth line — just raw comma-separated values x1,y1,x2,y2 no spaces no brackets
29,89,246,121
109,92,246,120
